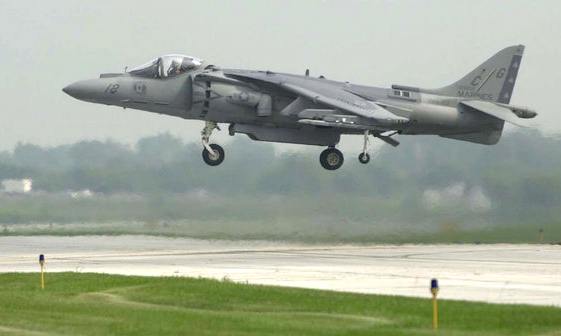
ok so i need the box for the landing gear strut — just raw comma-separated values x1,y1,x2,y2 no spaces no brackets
201,121,225,166
358,130,371,164
320,147,344,170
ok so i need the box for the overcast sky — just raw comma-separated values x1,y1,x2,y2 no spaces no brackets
0,0,559,152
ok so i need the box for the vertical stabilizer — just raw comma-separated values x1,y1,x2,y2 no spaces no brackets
428,45,524,104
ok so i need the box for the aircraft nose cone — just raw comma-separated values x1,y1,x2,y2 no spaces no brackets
62,84,73,96
62,82,84,99
62,79,105,102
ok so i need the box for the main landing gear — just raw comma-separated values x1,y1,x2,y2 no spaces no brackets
319,147,344,170
201,121,225,166
319,130,379,170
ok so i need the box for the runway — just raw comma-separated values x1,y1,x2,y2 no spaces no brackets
1,236,561,306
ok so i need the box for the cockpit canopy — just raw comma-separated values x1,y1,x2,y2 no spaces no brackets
128,55,203,79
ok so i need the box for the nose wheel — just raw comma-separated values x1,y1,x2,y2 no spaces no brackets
320,147,344,170
202,144,225,166
201,121,225,167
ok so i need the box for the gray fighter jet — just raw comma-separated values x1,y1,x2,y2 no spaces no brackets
63,45,537,170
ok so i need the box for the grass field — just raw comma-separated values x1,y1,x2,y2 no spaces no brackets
1,274,561,335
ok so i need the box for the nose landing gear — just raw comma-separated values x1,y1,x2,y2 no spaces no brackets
202,143,224,166
201,121,225,166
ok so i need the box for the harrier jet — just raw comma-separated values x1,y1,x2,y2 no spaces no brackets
63,45,536,170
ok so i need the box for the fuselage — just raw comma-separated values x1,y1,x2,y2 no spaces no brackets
64,68,501,139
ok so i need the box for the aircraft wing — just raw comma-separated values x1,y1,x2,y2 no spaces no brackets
223,70,407,122
279,82,398,120
460,100,526,127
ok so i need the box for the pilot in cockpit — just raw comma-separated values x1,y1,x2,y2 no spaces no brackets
167,60,184,76
128,55,203,79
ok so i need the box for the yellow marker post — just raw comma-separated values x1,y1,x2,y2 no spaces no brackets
430,278,439,330
39,254,45,289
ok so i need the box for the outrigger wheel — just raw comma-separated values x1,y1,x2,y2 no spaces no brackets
358,152,370,164
320,147,344,170
202,144,225,166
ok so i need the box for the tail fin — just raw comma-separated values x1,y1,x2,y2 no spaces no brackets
427,45,524,104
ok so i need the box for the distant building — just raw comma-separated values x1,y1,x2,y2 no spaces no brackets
1,179,33,194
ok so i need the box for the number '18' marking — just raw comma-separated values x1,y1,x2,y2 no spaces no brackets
105,83,120,94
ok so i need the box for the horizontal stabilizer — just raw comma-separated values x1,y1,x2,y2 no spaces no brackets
496,103,538,119
460,100,526,127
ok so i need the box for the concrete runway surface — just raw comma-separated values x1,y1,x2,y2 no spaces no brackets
1,236,560,306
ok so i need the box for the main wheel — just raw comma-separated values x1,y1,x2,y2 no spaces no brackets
358,152,370,164
202,144,225,166
320,148,344,170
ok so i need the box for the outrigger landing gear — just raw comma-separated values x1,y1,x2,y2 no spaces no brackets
358,130,371,164
320,146,344,170
201,121,225,166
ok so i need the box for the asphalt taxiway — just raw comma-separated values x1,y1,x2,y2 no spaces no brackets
1,236,560,306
